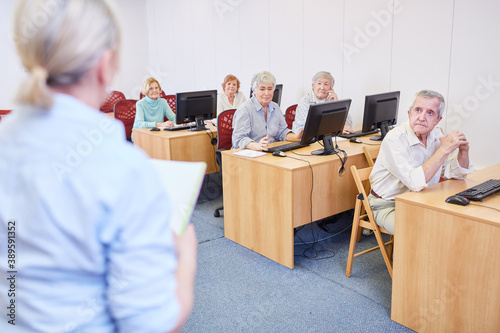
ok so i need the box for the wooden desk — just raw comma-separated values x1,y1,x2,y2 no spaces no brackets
222,140,377,268
392,164,500,332
133,124,219,174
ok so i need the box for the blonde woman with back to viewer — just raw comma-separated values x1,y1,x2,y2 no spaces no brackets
0,0,197,332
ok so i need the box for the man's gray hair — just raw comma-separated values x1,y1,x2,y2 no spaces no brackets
251,71,276,92
312,71,335,86
409,90,446,117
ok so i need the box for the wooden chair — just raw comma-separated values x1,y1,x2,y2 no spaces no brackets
363,145,380,167
114,99,137,141
213,109,236,217
285,104,297,129
162,94,176,114
346,165,394,278
99,90,125,114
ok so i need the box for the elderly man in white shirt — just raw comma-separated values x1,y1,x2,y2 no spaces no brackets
292,71,353,135
368,90,474,234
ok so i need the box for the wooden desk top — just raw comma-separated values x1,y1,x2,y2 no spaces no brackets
396,164,500,226
222,138,381,171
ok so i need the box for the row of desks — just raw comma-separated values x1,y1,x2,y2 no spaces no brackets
133,126,500,333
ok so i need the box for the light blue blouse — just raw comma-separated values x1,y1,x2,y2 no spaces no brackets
232,96,290,149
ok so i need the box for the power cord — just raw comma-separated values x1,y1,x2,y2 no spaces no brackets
469,203,500,212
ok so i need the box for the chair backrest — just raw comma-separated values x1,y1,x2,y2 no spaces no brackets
285,104,297,129
217,109,237,150
100,90,126,114
351,165,374,215
0,110,12,122
162,94,176,114
114,99,137,141
348,164,394,278
363,145,380,167
140,90,167,100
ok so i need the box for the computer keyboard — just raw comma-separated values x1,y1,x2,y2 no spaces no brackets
163,124,192,131
339,129,379,139
454,179,500,201
267,142,305,153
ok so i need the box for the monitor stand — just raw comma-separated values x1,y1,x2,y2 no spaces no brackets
370,121,390,141
188,115,208,131
311,134,338,155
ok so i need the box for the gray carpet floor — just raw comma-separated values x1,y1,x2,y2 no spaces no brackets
181,174,414,332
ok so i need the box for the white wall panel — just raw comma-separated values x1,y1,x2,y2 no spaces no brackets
238,0,271,95
446,0,500,168
391,0,454,124
146,0,177,95
0,0,24,109
213,0,243,92
113,0,150,99
303,0,344,107
269,0,303,110
342,0,394,128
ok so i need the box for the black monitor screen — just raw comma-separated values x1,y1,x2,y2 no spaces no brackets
361,91,400,141
301,99,352,155
249,84,283,106
176,90,217,131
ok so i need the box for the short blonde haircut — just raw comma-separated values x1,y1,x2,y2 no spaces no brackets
141,77,162,96
221,74,241,92
13,0,121,109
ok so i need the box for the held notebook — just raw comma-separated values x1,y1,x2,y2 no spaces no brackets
150,159,207,235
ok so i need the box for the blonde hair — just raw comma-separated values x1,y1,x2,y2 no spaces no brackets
13,0,121,109
221,74,241,92
141,78,162,96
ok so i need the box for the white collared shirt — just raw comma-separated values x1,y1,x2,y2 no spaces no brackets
217,91,247,116
369,121,474,200
292,89,353,134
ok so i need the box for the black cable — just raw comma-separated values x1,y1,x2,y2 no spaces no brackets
469,203,500,212
204,127,218,173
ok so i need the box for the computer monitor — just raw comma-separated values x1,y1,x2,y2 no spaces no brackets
301,99,352,155
176,90,217,131
361,91,400,141
249,84,283,106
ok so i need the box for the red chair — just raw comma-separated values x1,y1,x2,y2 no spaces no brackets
99,90,125,114
139,90,167,100
217,109,236,150
114,99,137,141
213,109,237,217
162,94,176,114
0,110,12,122
285,104,297,129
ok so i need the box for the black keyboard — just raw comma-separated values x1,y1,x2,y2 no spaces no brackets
454,179,500,201
339,129,379,139
163,124,192,131
267,142,306,153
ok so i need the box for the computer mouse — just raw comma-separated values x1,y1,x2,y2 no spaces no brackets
150,127,160,131
445,195,470,206
349,137,362,144
272,151,287,157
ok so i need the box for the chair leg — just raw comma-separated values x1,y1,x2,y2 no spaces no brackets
373,228,393,278
387,235,394,260
346,199,362,277
214,206,223,217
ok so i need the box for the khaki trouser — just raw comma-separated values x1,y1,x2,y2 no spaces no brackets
368,194,395,234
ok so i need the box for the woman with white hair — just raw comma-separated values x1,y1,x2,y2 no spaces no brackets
292,71,353,134
232,71,302,150
0,0,196,332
